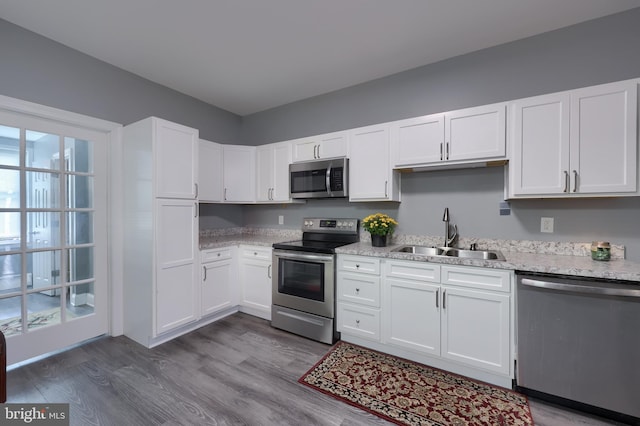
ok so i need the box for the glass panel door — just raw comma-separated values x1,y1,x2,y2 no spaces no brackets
0,113,107,365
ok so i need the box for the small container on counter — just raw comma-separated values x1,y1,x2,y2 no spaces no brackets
591,241,611,261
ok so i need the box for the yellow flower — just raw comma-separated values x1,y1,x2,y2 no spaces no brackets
361,213,398,236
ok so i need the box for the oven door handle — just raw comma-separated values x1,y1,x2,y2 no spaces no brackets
274,251,334,263
521,278,640,298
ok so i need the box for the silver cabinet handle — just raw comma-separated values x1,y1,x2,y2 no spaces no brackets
224,188,227,200
316,144,321,158
194,203,198,218
446,142,450,160
267,264,272,279
194,183,198,199
203,266,207,281
355,288,360,294
384,181,388,198
436,289,439,308
573,170,578,192
442,289,446,309
563,171,569,193
440,143,443,161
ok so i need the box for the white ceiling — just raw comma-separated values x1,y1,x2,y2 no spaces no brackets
2,0,640,116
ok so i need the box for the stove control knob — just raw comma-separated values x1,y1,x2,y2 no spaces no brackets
337,221,344,228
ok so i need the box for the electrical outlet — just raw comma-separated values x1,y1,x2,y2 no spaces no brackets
278,215,284,225
541,217,554,233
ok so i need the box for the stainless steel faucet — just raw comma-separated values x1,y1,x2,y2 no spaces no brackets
442,207,458,247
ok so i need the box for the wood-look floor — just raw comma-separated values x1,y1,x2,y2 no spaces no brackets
6,313,624,425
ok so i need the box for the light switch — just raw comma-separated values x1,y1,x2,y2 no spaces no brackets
278,215,284,225
541,217,554,233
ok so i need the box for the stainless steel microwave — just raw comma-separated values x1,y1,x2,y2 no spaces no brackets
289,158,348,199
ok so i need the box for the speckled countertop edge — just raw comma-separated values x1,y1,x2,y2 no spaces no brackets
199,228,640,283
336,242,640,283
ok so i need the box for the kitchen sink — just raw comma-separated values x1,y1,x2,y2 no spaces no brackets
391,245,505,261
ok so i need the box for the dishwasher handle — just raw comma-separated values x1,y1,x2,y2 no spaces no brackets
520,278,640,298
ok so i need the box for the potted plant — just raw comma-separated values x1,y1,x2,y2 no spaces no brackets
362,213,398,247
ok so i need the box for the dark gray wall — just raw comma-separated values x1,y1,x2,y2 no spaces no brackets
241,8,640,144
241,8,640,262
0,18,241,142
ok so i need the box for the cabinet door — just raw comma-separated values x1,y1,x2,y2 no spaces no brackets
271,142,292,201
390,113,444,167
509,93,571,196
291,137,317,162
240,248,272,319
446,103,506,162
198,139,223,202
384,278,440,356
155,118,198,199
223,145,256,202
570,81,637,194
317,131,348,159
255,145,273,201
441,286,510,375
349,124,399,201
201,258,234,316
155,199,198,334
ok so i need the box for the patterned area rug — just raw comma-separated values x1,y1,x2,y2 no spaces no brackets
299,341,533,426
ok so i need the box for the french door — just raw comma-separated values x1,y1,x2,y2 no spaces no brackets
0,108,108,365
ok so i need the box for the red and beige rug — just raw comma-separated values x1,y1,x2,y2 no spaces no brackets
299,341,533,426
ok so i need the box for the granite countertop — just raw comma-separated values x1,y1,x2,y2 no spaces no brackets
198,228,640,283
336,241,640,283
199,227,301,250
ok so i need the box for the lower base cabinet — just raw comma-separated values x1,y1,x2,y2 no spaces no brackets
337,255,514,387
201,247,236,316
239,246,273,320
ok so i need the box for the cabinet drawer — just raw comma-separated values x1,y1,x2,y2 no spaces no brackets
338,255,380,275
441,266,511,292
385,260,440,282
201,247,233,263
337,302,380,341
338,272,380,307
240,246,272,261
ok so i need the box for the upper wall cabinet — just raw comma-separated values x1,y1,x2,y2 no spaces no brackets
508,80,638,198
198,139,223,202
223,145,256,202
391,103,507,169
152,118,199,199
256,141,293,202
292,131,348,162
348,124,401,202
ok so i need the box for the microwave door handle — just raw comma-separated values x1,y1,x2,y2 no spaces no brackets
326,164,332,196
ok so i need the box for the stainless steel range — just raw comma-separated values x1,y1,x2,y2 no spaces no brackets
271,218,359,344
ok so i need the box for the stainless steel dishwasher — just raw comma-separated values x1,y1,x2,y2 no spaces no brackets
516,273,640,424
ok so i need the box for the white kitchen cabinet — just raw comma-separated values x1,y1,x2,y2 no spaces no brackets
201,247,236,316
391,103,506,169
508,80,637,198
153,118,199,199
440,286,510,375
239,246,272,320
256,141,292,202
198,139,223,202
155,199,199,334
291,131,348,162
348,124,401,202
338,255,514,385
383,260,441,355
223,145,256,202
337,255,381,342
122,117,200,348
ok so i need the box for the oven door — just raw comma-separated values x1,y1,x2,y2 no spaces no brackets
272,249,335,318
